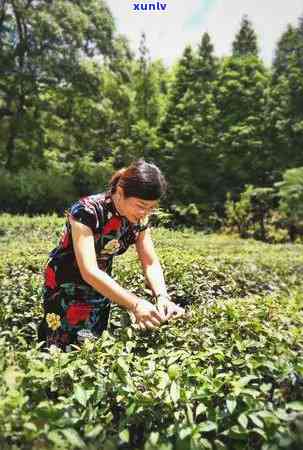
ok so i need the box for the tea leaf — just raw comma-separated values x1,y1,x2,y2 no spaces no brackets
226,398,237,414
287,401,303,411
238,413,248,429
199,421,217,433
119,429,130,443
170,381,180,404
61,429,85,448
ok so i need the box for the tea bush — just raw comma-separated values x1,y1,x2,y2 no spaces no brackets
224,175,303,244
1,215,303,449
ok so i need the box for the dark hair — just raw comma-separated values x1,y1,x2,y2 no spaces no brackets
109,159,167,200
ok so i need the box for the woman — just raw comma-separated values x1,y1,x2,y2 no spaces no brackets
38,159,184,351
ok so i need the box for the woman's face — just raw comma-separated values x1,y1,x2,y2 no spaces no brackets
115,187,158,224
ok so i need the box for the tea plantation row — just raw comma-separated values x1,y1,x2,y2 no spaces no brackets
0,214,303,450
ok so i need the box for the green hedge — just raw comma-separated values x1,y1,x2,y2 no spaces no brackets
1,215,303,449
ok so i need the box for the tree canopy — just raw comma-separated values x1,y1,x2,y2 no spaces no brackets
1,5,303,219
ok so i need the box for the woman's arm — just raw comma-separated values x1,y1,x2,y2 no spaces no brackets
69,217,163,328
136,228,185,321
135,227,168,298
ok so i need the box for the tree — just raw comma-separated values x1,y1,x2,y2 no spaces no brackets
160,45,197,138
267,16,303,175
158,45,197,191
225,185,276,241
133,33,154,125
272,24,301,79
275,167,303,241
196,32,217,81
214,55,270,200
0,0,116,170
160,36,219,206
232,15,258,57
112,33,169,167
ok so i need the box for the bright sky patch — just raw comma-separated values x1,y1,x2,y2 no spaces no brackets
110,0,303,66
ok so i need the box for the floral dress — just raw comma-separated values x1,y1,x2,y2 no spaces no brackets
38,191,148,351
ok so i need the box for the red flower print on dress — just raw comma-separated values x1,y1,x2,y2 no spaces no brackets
66,303,92,326
102,216,122,235
45,266,57,289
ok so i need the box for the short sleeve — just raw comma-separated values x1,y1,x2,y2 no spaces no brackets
140,214,151,232
138,220,149,233
68,198,101,233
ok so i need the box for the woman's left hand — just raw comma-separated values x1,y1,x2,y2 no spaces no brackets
159,301,185,321
135,296,185,330
156,296,185,322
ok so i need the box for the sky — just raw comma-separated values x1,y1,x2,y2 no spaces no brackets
109,0,303,66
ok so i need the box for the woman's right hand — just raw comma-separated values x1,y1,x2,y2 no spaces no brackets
133,298,164,330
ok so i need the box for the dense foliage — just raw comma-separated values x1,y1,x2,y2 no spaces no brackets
224,167,303,243
1,4,303,217
1,215,303,449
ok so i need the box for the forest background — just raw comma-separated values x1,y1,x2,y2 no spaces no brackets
1,0,303,241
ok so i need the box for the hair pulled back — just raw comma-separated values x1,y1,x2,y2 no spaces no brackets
109,159,167,200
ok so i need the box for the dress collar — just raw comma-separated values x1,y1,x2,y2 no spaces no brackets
104,191,122,218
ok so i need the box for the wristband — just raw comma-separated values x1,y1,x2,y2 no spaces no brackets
133,298,144,314
155,293,170,302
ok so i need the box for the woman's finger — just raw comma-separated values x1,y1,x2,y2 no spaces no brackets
149,316,161,327
138,321,146,330
157,305,168,321
129,311,136,324
144,320,156,330
151,308,165,322
169,307,185,320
